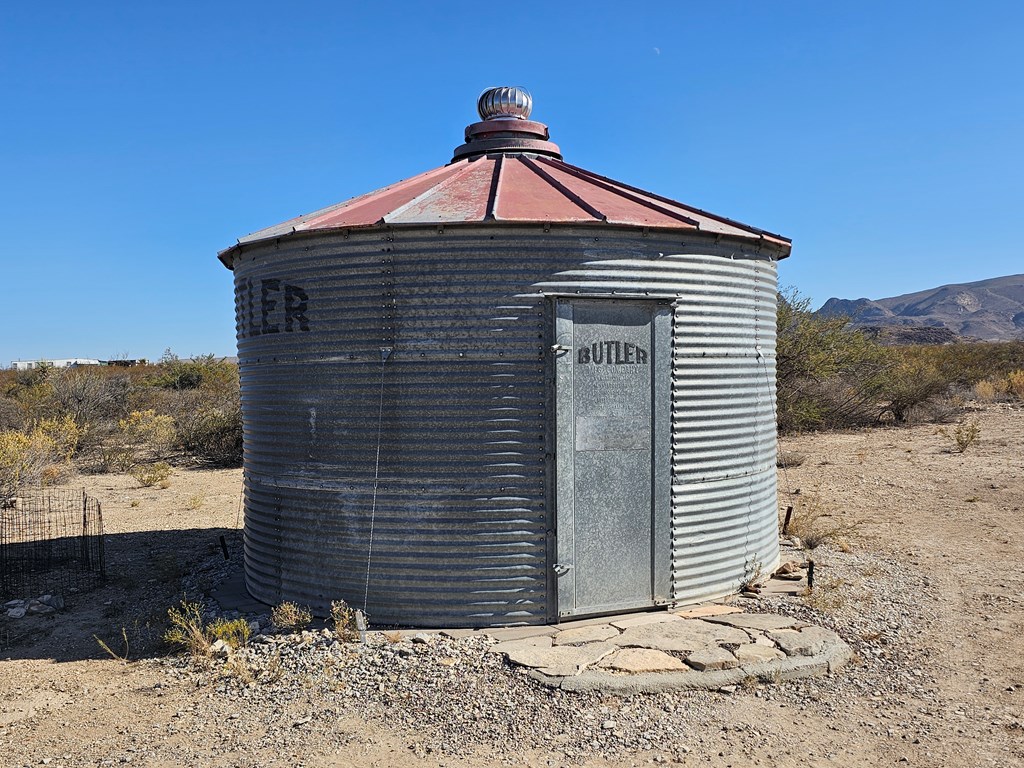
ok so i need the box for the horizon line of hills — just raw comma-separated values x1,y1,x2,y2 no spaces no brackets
816,273,1024,344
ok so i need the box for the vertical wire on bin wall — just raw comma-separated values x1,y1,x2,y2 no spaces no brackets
363,347,393,615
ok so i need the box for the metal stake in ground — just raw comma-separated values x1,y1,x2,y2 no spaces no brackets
782,506,794,535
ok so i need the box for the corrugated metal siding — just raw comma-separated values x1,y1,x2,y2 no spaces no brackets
670,468,779,604
670,258,780,603
230,226,781,625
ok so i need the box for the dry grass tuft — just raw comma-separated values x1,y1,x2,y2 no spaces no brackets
207,617,251,648
803,576,849,611
738,558,766,592
330,600,358,642
784,495,861,551
164,600,211,658
94,627,131,663
271,601,312,632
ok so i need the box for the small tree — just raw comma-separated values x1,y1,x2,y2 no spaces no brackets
776,288,892,431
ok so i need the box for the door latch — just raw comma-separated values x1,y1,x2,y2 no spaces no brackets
553,563,572,576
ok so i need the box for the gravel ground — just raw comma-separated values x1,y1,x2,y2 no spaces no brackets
141,537,937,767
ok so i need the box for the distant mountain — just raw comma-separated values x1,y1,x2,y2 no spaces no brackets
817,274,1024,343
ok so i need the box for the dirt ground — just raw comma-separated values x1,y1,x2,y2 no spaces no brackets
1,402,1022,767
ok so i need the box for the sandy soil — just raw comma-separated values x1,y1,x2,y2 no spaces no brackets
1,402,1022,767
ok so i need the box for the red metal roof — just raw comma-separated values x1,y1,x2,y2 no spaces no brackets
220,88,791,266
222,154,790,261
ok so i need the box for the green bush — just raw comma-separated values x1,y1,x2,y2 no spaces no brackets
776,289,894,431
120,409,176,457
164,600,210,656
772,290,1007,430
878,360,951,424
900,341,1024,389
153,350,237,393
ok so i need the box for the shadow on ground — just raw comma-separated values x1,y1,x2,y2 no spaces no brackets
1,527,243,664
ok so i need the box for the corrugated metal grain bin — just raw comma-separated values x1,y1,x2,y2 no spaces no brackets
218,87,792,627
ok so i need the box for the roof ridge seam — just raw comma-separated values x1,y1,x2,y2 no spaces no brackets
380,160,479,225
486,154,503,221
534,157,700,228
547,158,791,244
301,162,468,231
518,156,606,222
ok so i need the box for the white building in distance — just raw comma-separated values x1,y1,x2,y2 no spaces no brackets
11,358,102,371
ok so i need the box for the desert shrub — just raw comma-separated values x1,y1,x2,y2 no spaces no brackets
4,357,243,471
803,576,849,612
271,601,312,631
207,617,252,649
49,367,131,426
0,397,24,430
900,341,1024,390
97,445,136,473
174,404,243,465
0,427,69,498
330,600,358,642
776,289,894,431
940,420,980,453
738,558,766,593
154,356,242,466
878,359,951,423
6,369,55,423
9,363,52,392
1008,370,1024,400
129,461,172,488
153,350,237,394
94,410,175,472
32,415,82,460
119,409,176,458
972,379,1002,402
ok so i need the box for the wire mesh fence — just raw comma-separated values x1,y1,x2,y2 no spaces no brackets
0,489,105,600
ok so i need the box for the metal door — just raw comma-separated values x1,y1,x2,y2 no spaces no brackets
554,299,671,618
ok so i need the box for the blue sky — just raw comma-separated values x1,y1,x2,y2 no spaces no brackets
2,1,1021,363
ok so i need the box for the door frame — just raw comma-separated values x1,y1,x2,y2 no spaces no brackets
549,296,672,620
